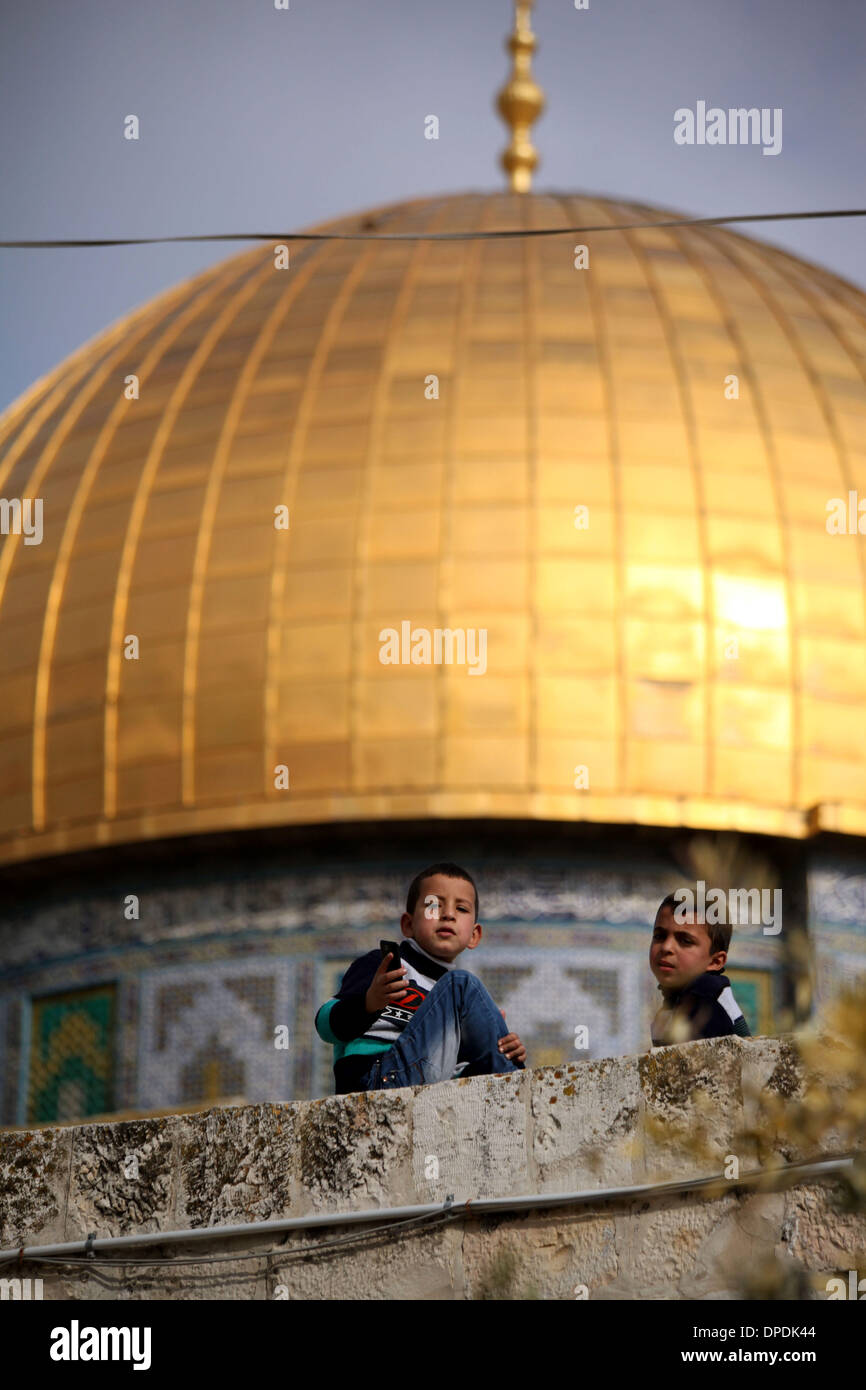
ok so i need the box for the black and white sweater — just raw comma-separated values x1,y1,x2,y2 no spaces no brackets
651,970,751,1047
316,938,466,1094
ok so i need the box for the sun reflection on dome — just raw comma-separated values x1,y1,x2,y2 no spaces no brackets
713,575,788,632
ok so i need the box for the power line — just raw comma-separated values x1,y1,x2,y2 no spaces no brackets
0,1207,457,1272
1,207,865,249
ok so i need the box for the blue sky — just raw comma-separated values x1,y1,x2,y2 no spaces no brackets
1,0,864,413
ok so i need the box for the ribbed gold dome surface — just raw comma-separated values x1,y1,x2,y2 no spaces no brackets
2,190,866,865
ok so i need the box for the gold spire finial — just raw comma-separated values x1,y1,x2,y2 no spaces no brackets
496,0,545,193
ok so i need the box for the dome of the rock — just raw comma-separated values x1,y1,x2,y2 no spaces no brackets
1,190,866,869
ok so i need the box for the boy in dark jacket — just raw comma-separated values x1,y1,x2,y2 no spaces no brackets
650,891,751,1047
315,862,527,1094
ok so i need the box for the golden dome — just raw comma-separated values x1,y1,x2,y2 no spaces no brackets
2,190,866,866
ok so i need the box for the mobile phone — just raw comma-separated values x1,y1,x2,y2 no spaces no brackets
380,940,403,972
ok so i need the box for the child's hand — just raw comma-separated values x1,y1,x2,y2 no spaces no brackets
365,954,408,1014
498,1032,526,1064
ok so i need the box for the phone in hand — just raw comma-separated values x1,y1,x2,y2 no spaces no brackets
380,940,403,972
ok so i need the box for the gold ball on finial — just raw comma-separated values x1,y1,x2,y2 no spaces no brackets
496,0,545,193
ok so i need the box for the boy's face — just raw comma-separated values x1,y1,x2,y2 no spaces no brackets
401,873,481,962
649,905,726,991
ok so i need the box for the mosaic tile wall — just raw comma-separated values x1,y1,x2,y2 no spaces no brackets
808,859,866,1014
0,996,7,1123
137,961,294,1111
463,946,644,1065
1,838,849,1124
27,985,116,1123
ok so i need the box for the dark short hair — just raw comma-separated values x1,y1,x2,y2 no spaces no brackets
406,862,479,921
655,891,731,956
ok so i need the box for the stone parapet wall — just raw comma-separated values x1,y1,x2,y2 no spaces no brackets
2,1035,864,1300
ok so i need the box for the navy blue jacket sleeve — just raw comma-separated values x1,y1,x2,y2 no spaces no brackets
318,950,383,1043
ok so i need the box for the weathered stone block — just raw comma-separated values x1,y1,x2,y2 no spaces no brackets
66,1116,173,1240
176,1102,297,1228
267,1223,463,1300
462,1210,618,1300
411,1070,528,1201
740,1034,805,1164
639,1036,744,1181
781,1180,866,1273
530,1057,641,1190
297,1088,412,1211
0,1126,72,1247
